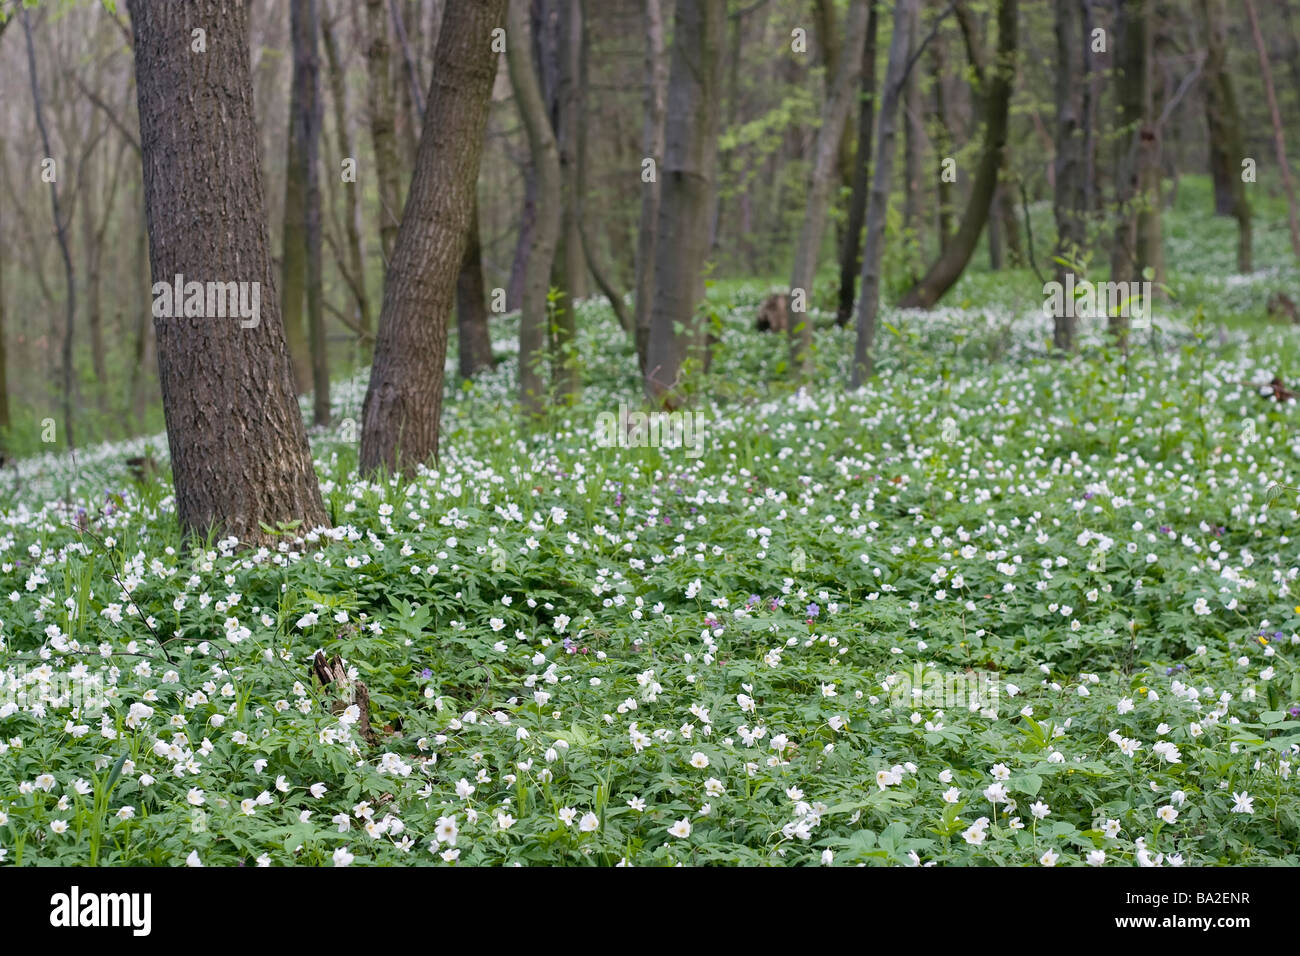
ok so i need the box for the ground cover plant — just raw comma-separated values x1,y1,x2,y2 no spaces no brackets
2,205,1298,865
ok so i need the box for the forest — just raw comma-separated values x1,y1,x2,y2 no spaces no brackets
0,0,1298,874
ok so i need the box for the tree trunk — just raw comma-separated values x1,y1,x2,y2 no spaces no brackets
456,203,495,379
899,0,1017,309
931,29,954,253
549,0,583,404
128,0,328,542
788,0,870,374
322,2,374,354
644,0,726,408
902,12,921,238
22,6,78,449
1243,0,1300,260
506,0,563,421
573,0,632,335
851,0,917,387
1109,0,1148,344
294,0,330,426
1197,0,1250,271
360,0,505,473
365,0,403,266
835,0,879,327
1052,0,1087,350
633,0,669,370
506,163,537,312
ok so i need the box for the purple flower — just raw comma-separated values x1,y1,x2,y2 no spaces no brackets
805,603,820,619
420,668,432,679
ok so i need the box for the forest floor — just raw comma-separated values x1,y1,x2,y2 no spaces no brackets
2,178,1300,865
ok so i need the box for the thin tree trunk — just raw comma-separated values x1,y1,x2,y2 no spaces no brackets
293,0,330,426
281,0,315,394
851,0,917,387
22,6,78,449
365,0,403,266
1243,0,1300,260
898,0,1017,309
506,0,563,421
574,0,632,335
835,0,879,327
931,29,954,253
644,0,726,408
128,0,328,542
456,203,495,379
1197,0,1250,271
788,0,870,374
550,0,583,404
1052,0,1086,350
507,162,537,311
902,12,921,237
322,2,374,352
1109,0,1147,346
360,0,505,473
634,0,669,371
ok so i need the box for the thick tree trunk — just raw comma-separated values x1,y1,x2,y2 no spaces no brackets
644,0,726,408
1052,0,1087,350
788,0,870,374
633,0,669,371
835,0,879,327
898,0,1017,309
322,3,374,353
456,204,495,380
365,0,403,266
360,0,505,473
128,0,327,542
851,0,917,387
507,0,563,421
1243,0,1300,260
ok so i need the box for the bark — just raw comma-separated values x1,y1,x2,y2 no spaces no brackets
898,0,1017,309
281,0,318,395
1108,0,1148,345
550,0,583,404
633,0,669,371
294,0,330,425
556,0,588,305
835,0,879,327
365,0,403,266
360,0,505,473
902,12,922,237
1052,0,1087,350
644,0,726,408
22,6,78,449
851,0,916,387
506,0,563,421
574,0,632,335
456,204,495,379
506,163,537,312
931,29,954,252
322,2,374,353
1197,0,1250,271
127,0,328,542
788,0,870,374
1243,0,1300,260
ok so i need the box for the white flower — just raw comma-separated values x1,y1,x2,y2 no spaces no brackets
668,818,692,839
689,752,710,769
1029,801,1051,820
186,850,203,867
558,807,578,826
1039,848,1058,866
579,812,600,832
1157,805,1178,824
1230,791,1254,814
333,846,355,867
1086,850,1106,866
